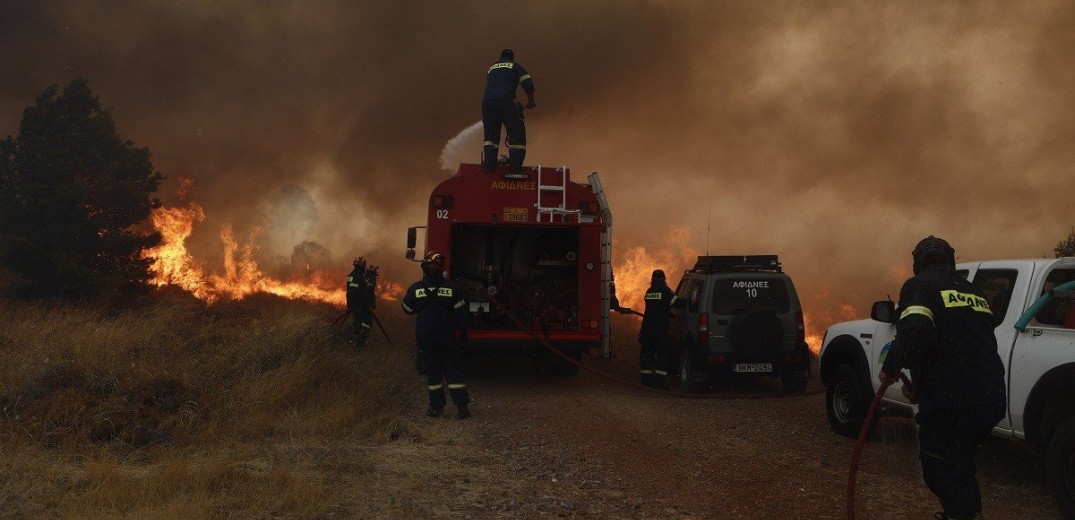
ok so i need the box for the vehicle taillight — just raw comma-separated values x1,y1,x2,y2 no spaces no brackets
796,311,805,343
698,312,709,343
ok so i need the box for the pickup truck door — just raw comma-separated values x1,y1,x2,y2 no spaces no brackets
1007,265,1075,439
969,262,1034,434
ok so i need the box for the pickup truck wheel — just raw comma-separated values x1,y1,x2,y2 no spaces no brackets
826,364,869,438
679,344,703,393
1047,416,1075,517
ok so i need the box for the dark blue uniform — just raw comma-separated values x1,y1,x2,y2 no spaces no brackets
482,58,535,173
639,281,685,388
401,270,470,414
883,264,1006,519
346,266,373,346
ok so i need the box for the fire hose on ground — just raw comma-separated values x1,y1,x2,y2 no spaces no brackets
332,308,395,345
846,371,912,520
485,295,823,400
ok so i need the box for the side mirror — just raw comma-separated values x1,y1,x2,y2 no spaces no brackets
406,227,417,249
871,300,897,324
405,249,415,260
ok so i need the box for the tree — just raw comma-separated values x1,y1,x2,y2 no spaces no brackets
0,79,163,296
1056,228,1075,258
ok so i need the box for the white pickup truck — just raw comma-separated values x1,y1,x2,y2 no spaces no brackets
819,258,1075,516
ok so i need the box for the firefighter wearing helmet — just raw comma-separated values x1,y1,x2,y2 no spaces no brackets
346,257,376,348
880,236,1006,519
401,251,471,419
639,269,686,389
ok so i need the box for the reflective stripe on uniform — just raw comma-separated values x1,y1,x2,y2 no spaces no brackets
488,62,514,72
415,289,428,298
654,370,668,376
669,296,679,305
428,384,444,391
507,144,526,150
940,290,993,315
447,383,466,390
483,140,497,147
900,305,934,322
361,323,371,329
645,292,662,300
639,369,654,374
348,283,360,288
518,74,531,83
401,302,414,312
454,300,466,309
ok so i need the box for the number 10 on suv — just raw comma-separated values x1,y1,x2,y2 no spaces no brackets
666,255,811,393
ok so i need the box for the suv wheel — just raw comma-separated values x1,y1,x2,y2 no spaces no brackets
826,364,870,438
679,343,703,393
1047,416,1075,517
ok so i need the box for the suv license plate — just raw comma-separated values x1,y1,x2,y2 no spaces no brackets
734,363,773,373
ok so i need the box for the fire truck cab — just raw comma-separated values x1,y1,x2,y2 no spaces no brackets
405,164,613,373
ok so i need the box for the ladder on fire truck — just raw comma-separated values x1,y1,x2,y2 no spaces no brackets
535,166,582,224
587,172,613,359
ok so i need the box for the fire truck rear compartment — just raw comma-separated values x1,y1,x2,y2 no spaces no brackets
450,224,580,334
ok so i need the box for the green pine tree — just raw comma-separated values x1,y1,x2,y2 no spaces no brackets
0,79,164,296
1056,228,1075,258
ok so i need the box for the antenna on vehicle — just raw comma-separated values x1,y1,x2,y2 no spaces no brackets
706,199,712,256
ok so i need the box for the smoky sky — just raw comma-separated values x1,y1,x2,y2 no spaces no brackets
2,0,1074,324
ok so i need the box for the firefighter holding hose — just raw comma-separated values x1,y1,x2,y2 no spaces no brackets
639,269,686,390
401,252,471,419
346,257,375,348
879,236,1006,520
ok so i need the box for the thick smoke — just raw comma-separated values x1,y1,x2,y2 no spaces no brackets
2,1,1073,329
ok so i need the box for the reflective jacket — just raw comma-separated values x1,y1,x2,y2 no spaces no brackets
483,58,535,102
401,273,469,337
346,267,367,311
882,264,1006,414
640,282,685,337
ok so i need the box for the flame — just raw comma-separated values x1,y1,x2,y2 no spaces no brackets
376,281,405,301
614,227,700,314
143,182,399,306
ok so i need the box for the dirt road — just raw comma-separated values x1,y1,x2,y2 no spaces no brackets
432,352,1062,519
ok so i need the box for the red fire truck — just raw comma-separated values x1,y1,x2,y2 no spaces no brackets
405,163,613,373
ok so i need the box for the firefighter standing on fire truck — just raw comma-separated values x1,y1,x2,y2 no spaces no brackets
880,236,1006,520
639,269,686,389
346,257,375,348
482,48,535,178
401,252,471,419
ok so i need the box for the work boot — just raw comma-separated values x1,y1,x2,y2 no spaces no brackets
426,407,442,418
457,404,471,420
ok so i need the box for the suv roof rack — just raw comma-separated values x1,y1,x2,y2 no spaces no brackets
690,255,782,273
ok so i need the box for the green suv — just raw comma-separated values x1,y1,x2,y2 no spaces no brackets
667,256,811,393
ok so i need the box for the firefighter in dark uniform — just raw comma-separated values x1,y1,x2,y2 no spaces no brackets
481,48,536,177
880,236,1006,520
639,269,686,389
401,252,471,419
346,257,374,347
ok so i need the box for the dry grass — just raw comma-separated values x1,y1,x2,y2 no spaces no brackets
0,292,448,519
